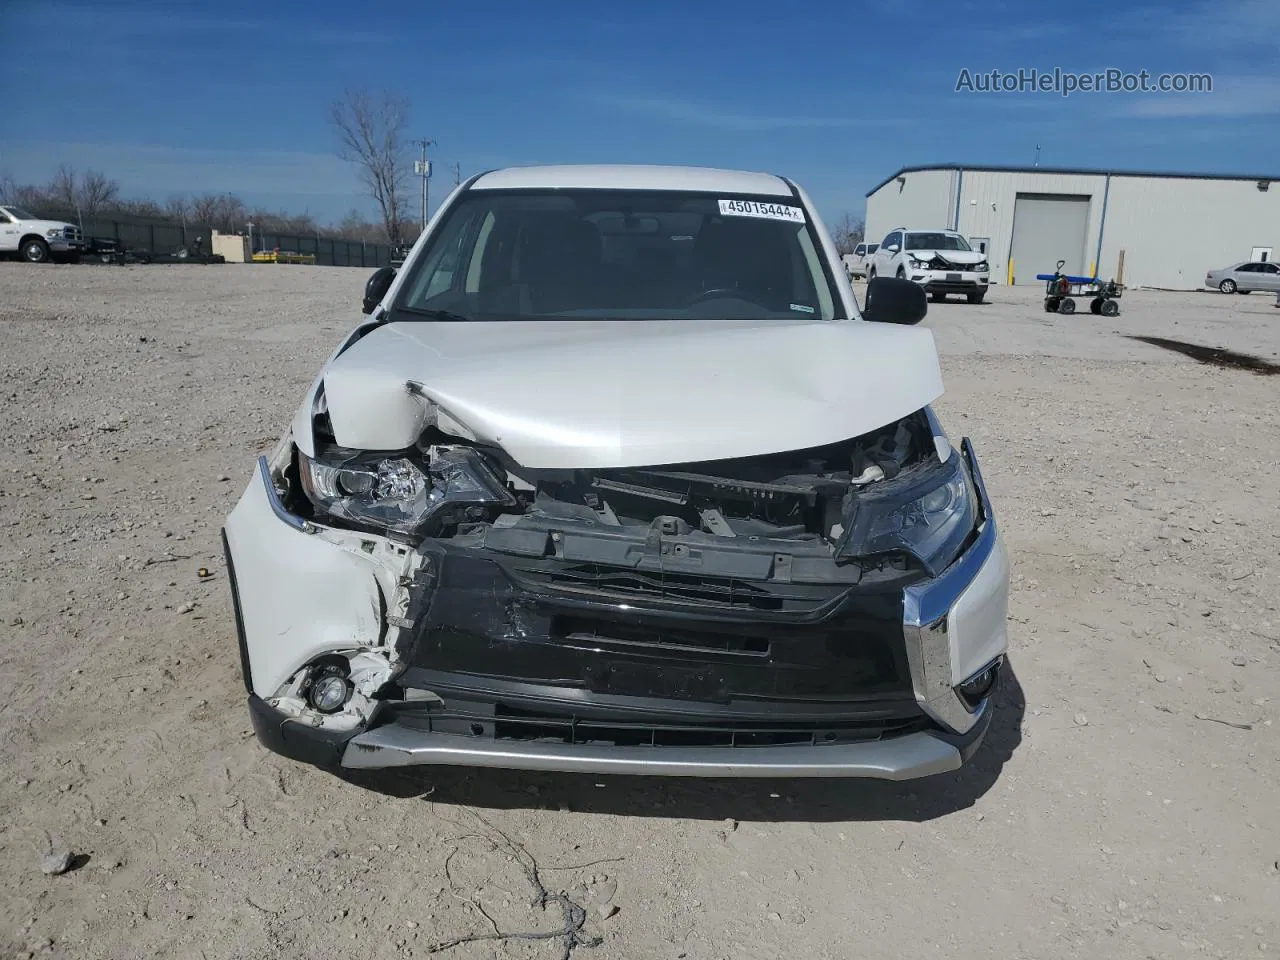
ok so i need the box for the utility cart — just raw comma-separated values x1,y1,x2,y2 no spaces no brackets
1036,260,1123,316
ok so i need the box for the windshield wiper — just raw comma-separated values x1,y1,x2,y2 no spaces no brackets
394,306,472,322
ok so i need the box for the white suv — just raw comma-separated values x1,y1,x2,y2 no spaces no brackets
869,228,989,303
222,164,1009,781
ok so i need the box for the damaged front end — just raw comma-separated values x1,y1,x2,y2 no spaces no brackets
224,404,1008,779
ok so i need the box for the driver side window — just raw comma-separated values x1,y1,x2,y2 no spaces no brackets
882,231,900,250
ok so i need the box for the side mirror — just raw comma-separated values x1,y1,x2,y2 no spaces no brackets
886,243,900,253
362,266,396,315
862,276,927,325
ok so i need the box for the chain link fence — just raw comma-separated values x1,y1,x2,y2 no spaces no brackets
32,206,393,267
250,231,395,267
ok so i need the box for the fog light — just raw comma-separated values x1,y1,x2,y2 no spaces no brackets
307,668,352,713
957,659,1001,708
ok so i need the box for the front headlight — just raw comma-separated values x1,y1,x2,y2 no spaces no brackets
838,452,978,576
298,446,515,535
46,228,62,238
975,260,989,272
909,257,929,268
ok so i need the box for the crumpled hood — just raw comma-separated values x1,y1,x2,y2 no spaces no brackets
909,249,986,265
316,318,943,469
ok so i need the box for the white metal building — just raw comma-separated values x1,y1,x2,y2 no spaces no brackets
864,164,1280,290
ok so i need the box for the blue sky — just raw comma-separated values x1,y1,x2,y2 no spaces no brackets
2,0,1277,226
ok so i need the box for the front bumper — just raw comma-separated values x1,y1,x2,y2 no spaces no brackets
247,689,990,778
225,441,1009,779
910,269,990,293
339,703,991,777
49,239,84,253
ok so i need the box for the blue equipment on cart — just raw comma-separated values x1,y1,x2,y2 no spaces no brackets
1036,259,1123,316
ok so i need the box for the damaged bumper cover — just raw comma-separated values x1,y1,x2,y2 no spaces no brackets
340,712,987,778
224,439,1008,780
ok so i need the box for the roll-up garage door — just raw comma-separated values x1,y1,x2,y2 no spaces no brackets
1009,194,1090,283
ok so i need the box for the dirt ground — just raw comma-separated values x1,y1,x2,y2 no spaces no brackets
1,262,1277,960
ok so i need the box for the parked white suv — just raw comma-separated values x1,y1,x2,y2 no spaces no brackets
869,228,989,303
222,164,1009,782
0,205,84,263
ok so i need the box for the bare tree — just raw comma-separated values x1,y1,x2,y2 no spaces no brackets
77,170,119,217
329,89,411,245
49,165,79,212
3,165,396,244
18,187,51,210
189,192,248,233
165,193,191,224
830,212,865,256
335,208,386,244
115,197,165,218
189,194,219,227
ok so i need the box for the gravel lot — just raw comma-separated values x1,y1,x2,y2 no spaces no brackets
1,262,1277,960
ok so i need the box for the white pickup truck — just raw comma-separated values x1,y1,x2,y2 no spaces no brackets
0,204,84,262
840,242,878,279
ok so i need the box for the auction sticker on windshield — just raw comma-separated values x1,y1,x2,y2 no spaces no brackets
718,199,806,223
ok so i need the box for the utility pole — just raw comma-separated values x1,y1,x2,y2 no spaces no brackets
412,138,436,234
453,161,461,186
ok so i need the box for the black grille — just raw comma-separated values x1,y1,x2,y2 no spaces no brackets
403,547,916,704
553,614,770,657
398,702,928,749
505,560,845,612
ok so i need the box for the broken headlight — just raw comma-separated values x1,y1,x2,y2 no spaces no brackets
298,446,514,535
838,451,978,577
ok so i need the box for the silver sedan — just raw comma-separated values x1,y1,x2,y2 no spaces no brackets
1205,261,1280,294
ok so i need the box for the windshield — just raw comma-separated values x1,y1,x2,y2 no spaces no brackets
3,206,36,221
391,189,842,322
905,232,971,252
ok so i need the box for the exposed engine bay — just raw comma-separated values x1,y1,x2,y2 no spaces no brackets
515,414,922,543
920,253,971,271
289,407,971,589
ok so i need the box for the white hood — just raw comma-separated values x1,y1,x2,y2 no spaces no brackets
908,249,985,265
315,318,943,469
20,218,76,232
